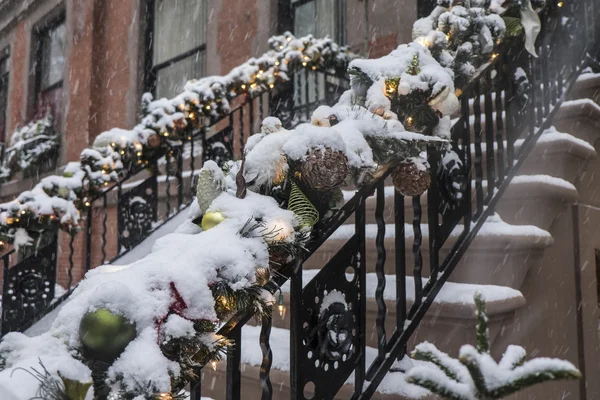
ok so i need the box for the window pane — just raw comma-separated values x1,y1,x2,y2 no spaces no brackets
41,23,66,89
153,0,206,65
294,2,316,38
155,51,205,99
294,0,346,44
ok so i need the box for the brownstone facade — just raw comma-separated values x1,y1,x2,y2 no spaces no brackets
0,1,417,287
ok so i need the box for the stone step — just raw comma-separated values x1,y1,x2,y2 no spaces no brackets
344,174,578,231
258,270,526,352
305,216,553,289
569,72,600,104
200,325,430,400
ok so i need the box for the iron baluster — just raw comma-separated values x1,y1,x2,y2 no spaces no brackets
177,146,184,210
411,196,423,311
249,95,255,138
240,102,245,158
289,258,303,400
374,181,387,355
226,327,242,400
460,91,473,232
494,61,506,185
365,181,387,381
259,314,273,400
484,70,496,202
393,190,407,356
472,81,484,217
85,206,93,272
166,148,173,217
540,41,551,117
190,134,196,196
101,194,108,264
426,148,440,286
189,381,202,400
354,196,367,398
67,234,75,291
304,69,310,120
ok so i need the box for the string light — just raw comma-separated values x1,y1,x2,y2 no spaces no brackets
302,62,307,67
85,201,91,207
491,53,499,60
275,61,280,66
158,393,173,400
212,361,218,371
278,292,286,318
557,1,563,6
407,116,414,125
446,32,451,41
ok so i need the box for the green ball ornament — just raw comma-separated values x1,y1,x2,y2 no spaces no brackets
201,211,226,231
79,308,136,363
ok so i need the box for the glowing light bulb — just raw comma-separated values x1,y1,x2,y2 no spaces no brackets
212,361,218,371
85,201,91,207
491,53,499,60
558,1,563,6
302,62,307,67
241,84,247,90
407,116,414,125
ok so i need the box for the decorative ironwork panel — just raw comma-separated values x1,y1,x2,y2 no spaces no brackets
118,175,158,252
204,126,234,167
1,239,58,335
293,235,361,400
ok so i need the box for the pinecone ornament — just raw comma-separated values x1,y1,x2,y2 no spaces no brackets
392,161,431,197
299,147,348,191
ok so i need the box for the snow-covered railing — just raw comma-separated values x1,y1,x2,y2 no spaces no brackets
0,33,353,336
0,0,595,399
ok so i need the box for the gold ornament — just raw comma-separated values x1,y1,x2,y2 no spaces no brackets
273,156,287,186
201,211,226,231
255,267,271,286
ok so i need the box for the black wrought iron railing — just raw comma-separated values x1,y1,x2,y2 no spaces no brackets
0,68,350,336
180,1,600,399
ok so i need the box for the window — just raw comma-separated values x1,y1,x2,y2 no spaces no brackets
0,50,9,143
150,0,207,99
292,0,346,45
32,17,65,123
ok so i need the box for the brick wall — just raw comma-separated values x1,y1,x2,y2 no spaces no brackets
217,0,259,74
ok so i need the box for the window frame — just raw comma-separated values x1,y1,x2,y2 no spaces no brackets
144,0,208,97
0,47,10,144
290,0,347,45
30,12,66,121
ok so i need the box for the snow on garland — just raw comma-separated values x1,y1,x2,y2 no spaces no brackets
0,33,355,248
0,112,59,183
0,2,554,397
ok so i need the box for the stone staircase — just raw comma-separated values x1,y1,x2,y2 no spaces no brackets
196,72,600,399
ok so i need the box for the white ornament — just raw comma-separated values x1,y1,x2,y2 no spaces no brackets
398,81,411,96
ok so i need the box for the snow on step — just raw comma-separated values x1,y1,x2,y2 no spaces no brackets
327,215,551,242
515,126,597,154
281,270,524,306
240,325,430,398
561,98,600,114
575,72,600,83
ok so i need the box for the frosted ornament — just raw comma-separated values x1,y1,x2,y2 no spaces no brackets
398,80,411,96
196,167,225,214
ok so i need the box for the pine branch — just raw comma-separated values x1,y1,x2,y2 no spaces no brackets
474,292,489,353
486,358,582,398
458,345,491,397
406,366,474,400
412,342,463,381
498,345,527,370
